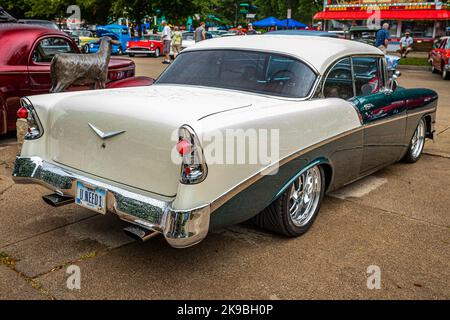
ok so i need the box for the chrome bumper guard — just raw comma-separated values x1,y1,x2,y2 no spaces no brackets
12,157,210,248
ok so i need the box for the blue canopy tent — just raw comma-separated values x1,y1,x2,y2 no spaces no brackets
277,19,307,29
252,16,282,28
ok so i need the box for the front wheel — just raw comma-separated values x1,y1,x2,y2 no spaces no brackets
442,66,450,80
83,45,90,53
253,165,325,236
154,48,160,58
402,117,426,163
117,47,123,55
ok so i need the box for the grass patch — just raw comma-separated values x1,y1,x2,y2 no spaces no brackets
398,57,430,66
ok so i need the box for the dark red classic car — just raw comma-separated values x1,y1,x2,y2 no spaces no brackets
0,24,154,135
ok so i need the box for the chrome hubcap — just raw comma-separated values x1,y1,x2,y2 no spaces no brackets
288,166,322,227
411,119,425,159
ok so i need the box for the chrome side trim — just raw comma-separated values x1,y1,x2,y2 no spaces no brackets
12,157,210,249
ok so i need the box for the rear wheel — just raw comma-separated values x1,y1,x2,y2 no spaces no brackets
402,117,426,163
253,165,325,236
128,53,135,57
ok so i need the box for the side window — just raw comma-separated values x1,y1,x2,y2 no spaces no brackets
352,57,383,97
439,39,447,49
32,37,75,63
323,58,354,100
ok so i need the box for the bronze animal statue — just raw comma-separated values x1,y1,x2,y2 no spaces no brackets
50,37,121,93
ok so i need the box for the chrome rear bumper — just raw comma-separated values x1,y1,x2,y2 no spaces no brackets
12,157,210,248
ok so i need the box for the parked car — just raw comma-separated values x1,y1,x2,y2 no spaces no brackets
70,29,97,52
62,29,81,48
18,19,59,30
348,26,377,46
429,36,450,80
95,24,131,55
181,31,213,50
86,32,123,55
13,36,437,248
0,6,17,23
0,24,153,135
126,34,164,57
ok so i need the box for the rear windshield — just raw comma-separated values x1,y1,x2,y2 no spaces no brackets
156,50,317,98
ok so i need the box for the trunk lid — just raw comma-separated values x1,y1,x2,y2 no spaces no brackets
46,85,257,196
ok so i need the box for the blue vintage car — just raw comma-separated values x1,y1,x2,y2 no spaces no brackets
85,32,123,54
86,24,131,55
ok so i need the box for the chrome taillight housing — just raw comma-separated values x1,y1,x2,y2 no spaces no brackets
19,98,44,140
177,125,208,184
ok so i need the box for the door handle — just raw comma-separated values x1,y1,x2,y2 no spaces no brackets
362,104,374,111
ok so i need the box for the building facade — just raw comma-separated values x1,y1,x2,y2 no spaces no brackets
314,0,449,40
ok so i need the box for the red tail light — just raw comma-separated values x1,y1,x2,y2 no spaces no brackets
17,107,29,119
176,139,191,156
177,126,208,184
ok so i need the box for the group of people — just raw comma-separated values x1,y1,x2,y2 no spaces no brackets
375,23,414,58
160,21,258,65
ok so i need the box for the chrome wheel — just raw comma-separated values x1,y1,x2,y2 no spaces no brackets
288,166,322,227
411,118,426,159
443,68,449,80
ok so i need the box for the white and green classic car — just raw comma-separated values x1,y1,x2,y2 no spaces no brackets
13,36,438,248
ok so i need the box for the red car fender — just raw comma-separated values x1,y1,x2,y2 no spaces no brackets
105,76,155,89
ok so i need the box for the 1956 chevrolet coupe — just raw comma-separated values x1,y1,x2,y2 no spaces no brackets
12,36,438,248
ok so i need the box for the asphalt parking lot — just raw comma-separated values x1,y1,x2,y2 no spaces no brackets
0,58,449,300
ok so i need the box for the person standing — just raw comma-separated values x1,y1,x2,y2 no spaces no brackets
172,26,183,59
235,25,245,36
247,23,257,35
375,23,390,54
161,20,172,64
195,22,206,43
397,31,414,58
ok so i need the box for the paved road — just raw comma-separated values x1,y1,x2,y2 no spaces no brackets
0,59,449,300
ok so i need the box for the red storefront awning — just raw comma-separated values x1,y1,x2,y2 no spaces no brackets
314,9,450,21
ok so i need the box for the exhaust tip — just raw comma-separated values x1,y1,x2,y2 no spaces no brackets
123,225,159,242
42,194,74,207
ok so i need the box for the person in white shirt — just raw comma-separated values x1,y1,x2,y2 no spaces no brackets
161,20,172,64
397,31,414,58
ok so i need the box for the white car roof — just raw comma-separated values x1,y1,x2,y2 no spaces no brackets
183,35,384,75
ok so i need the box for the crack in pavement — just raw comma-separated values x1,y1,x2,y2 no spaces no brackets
437,126,450,135
0,251,55,300
0,183,14,196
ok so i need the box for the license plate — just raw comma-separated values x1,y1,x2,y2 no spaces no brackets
75,181,107,214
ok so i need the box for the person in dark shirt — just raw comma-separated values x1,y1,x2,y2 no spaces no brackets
375,23,390,54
